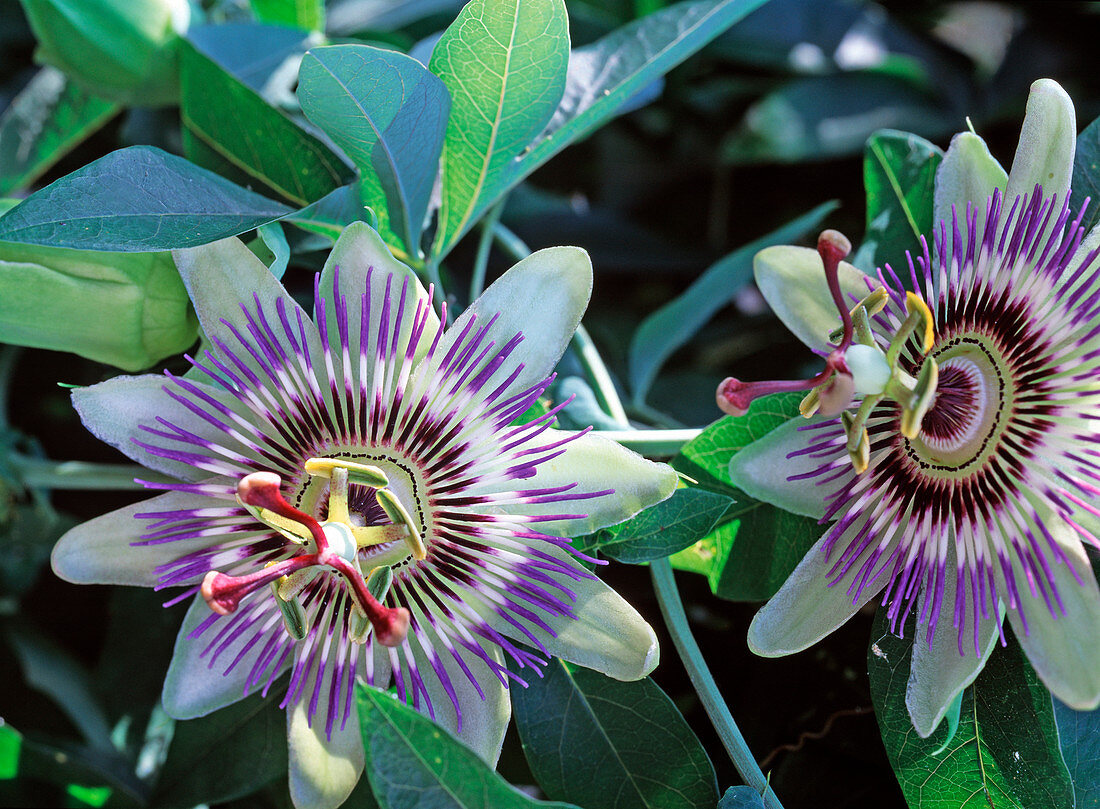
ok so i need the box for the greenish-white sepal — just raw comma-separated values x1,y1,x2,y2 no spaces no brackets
52,491,222,586
173,237,326,390
162,596,289,719
754,246,879,353
748,528,897,656
287,671,365,809
426,246,592,404
905,538,1000,738
491,542,658,681
317,222,438,380
728,415,844,520
1002,505,1100,710
404,628,510,764
71,374,236,482
1004,78,1076,212
933,132,1007,246
483,429,677,537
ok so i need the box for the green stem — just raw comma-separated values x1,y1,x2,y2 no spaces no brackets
593,428,698,457
11,454,170,490
0,345,19,431
470,198,506,302
651,559,784,808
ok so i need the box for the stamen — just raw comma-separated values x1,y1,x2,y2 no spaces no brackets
375,488,428,560
305,457,389,488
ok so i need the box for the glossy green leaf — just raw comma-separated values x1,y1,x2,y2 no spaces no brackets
717,786,766,809
628,200,836,403
0,67,119,195
869,611,1074,809
580,487,733,564
298,45,450,256
851,130,943,274
0,726,20,780
1053,699,1100,807
722,74,955,165
181,31,352,207
1070,112,1100,240
510,0,769,219
150,692,287,809
429,0,569,258
250,0,324,31
356,684,579,809
511,660,718,809
0,146,292,250
286,183,375,243
669,392,820,601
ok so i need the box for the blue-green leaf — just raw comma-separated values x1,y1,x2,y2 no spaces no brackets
0,146,292,251
298,44,450,257
511,660,718,809
1053,698,1100,807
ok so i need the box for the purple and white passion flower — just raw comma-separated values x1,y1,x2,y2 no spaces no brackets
51,223,676,809
719,79,1100,737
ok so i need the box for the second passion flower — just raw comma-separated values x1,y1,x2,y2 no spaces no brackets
51,223,677,809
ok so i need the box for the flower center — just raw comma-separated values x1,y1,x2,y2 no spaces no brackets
906,336,1010,474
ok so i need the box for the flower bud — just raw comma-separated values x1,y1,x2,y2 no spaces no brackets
0,239,197,370
19,0,191,106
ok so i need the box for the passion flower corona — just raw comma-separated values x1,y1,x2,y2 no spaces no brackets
52,224,676,809
722,79,1100,738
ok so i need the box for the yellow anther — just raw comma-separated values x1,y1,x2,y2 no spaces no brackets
350,524,410,548
305,458,389,488
799,387,821,417
904,292,935,354
901,356,939,438
265,561,312,639
239,500,311,545
274,566,317,601
841,411,871,474
829,287,890,343
375,488,427,561
349,566,395,643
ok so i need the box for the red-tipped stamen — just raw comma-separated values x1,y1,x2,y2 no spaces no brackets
717,351,847,417
238,472,329,553
818,229,854,350
201,554,318,615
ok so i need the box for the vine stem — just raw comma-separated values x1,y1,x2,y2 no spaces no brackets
10,454,169,490
651,559,784,809
469,198,506,302
594,429,698,457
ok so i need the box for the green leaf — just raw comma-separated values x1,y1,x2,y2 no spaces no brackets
628,200,837,403
181,30,353,207
150,692,288,809
0,67,119,195
1053,699,1100,807
717,786,765,809
0,500,72,599
250,0,324,31
1071,113,1100,240
851,130,943,274
429,0,569,258
670,392,820,601
507,0,769,214
6,623,114,752
580,487,733,564
298,45,450,257
869,611,1074,809
511,659,718,809
0,725,20,780
356,684,579,809
0,146,292,251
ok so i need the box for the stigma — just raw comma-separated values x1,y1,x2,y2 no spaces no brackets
199,458,428,646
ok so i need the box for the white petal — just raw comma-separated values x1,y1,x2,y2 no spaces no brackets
1002,508,1100,710
754,245,879,353
421,246,591,404
52,490,227,586
484,429,678,537
317,222,438,396
1004,78,1076,208
905,539,1000,738
404,634,510,764
748,527,895,656
933,132,1007,243
162,595,291,719
728,415,847,520
487,542,659,682
287,682,364,809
